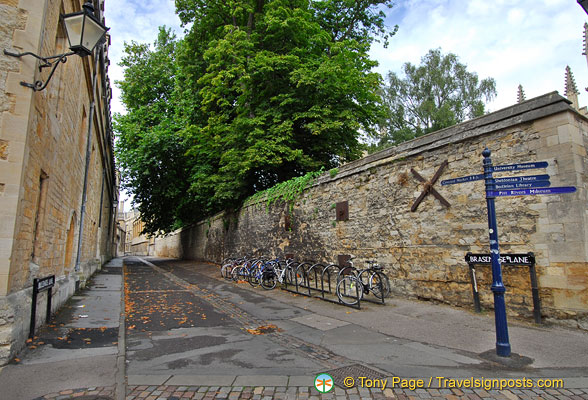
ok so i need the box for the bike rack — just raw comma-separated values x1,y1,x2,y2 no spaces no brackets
282,262,370,309
225,257,385,309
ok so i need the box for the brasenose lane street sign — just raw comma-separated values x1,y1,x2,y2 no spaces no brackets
465,253,535,266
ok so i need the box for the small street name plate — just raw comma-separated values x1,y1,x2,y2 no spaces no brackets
465,251,541,324
34,275,55,292
465,253,535,266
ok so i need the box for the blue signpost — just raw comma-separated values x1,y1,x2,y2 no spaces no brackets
442,151,576,357
482,148,511,357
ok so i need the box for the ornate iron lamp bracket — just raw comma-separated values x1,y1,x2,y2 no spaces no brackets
4,49,76,91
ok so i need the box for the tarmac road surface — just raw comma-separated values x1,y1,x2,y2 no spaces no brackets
1,256,587,399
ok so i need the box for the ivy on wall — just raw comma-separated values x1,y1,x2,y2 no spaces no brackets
246,168,324,213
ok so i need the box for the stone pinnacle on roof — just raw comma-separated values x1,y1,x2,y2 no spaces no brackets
584,23,588,55
565,66,579,95
517,84,526,103
584,23,588,68
565,66,579,110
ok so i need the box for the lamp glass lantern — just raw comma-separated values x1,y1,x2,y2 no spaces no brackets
579,0,588,14
62,3,108,57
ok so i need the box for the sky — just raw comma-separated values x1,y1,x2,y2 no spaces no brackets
104,0,588,208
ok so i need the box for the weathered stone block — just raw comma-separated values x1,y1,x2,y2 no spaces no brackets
0,0,20,7
553,289,588,311
538,224,563,234
546,134,559,147
540,275,569,289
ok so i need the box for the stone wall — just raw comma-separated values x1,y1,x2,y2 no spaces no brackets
155,92,588,329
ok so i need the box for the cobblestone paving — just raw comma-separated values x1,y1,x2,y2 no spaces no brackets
32,384,588,400
34,385,114,399
124,384,588,400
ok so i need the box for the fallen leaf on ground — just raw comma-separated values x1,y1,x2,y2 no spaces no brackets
245,324,281,335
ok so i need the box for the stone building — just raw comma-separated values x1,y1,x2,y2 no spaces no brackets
115,200,126,257
0,0,117,364
123,208,154,256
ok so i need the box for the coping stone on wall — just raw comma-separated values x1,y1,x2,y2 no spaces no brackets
316,92,581,186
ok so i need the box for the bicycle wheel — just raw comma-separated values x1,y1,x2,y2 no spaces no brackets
221,264,233,280
261,269,277,290
232,266,244,281
248,260,265,287
336,276,364,306
380,272,391,297
285,266,296,285
369,271,388,299
249,267,262,287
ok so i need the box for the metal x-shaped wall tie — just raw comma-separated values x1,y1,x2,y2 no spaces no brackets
410,160,451,212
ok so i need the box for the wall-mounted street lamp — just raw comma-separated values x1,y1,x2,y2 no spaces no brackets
579,0,588,15
3,2,108,91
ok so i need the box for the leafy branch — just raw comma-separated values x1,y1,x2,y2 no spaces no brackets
246,168,324,213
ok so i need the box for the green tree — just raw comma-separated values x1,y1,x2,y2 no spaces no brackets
114,28,204,234
177,0,394,209
373,48,497,149
115,0,396,234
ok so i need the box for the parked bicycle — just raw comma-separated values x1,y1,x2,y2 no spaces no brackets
249,258,282,288
259,258,297,290
336,257,389,305
219,253,390,309
230,258,263,282
220,257,246,280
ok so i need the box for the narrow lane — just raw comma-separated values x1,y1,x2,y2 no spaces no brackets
124,257,588,400
124,257,334,380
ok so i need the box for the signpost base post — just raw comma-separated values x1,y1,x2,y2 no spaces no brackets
482,148,511,357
